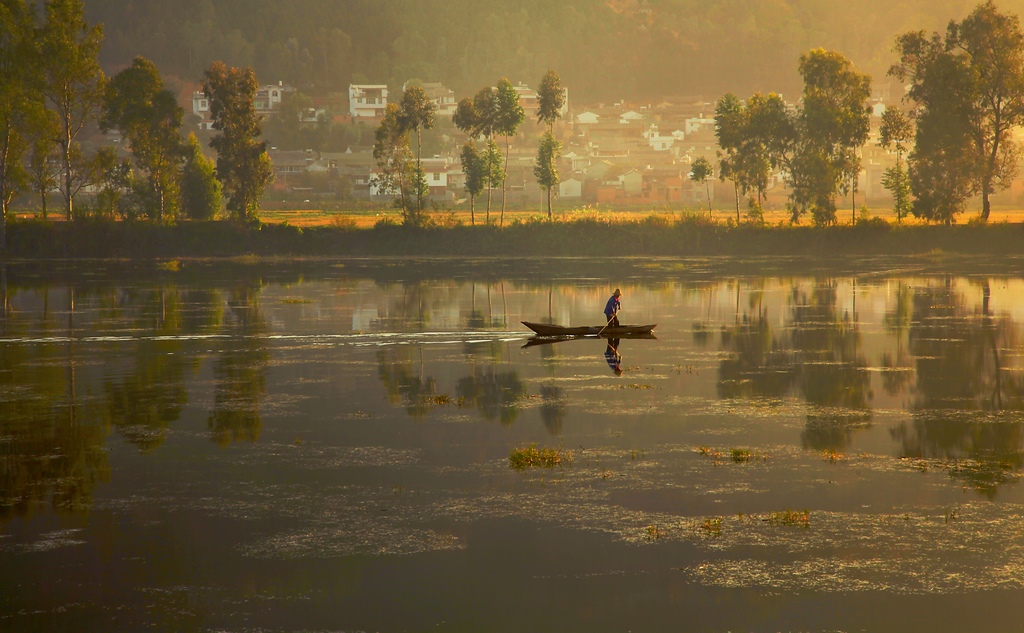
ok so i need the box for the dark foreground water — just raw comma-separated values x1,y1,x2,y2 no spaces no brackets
4,258,1024,632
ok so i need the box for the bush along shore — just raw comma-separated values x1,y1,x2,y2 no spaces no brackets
5,215,1024,260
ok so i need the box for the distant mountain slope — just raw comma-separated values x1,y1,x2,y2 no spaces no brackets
86,0,1024,102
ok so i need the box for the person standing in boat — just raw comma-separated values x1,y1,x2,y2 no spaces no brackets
604,288,621,328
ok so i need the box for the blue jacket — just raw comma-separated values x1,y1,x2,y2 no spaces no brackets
604,294,620,318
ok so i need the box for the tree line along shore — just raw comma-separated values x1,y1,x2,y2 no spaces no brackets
6,0,1024,260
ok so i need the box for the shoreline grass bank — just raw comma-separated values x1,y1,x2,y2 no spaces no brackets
5,216,1024,260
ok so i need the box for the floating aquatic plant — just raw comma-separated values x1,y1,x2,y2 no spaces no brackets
508,444,573,470
645,524,667,540
767,509,810,528
822,449,845,463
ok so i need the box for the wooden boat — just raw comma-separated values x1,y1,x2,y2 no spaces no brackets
521,321,658,337
522,332,657,348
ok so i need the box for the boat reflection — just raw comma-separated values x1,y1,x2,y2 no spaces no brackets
522,333,657,375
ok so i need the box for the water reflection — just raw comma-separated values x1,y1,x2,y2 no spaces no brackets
717,281,872,450
0,287,110,521
891,281,1024,495
208,285,268,445
604,339,622,375
7,268,1024,523
539,384,567,435
456,366,526,425
377,347,440,418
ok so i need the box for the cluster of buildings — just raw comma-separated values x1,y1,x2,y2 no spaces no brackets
189,79,909,209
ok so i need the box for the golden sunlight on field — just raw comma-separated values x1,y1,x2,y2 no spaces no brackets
256,206,1024,228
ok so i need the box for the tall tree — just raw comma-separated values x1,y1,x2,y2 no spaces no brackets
878,107,914,222
453,88,501,221
482,139,503,226
460,141,485,225
27,117,59,221
689,157,714,215
714,92,791,222
398,85,436,216
494,78,524,225
535,70,565,219
536,69,566,129
0,0,41,251
534,130,561,219
36,0,105,222
202,61,273,223
372,102,416,224
894,2,1024,222
180,133,222,220
788,49,871,226
102,57,184,223
891,31,977,224
714,93,745,222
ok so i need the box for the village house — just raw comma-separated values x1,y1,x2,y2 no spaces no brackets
349,84,389,120
191,82,293,130
254,83,291,114
559,174,584,199
420,82,457,117
369,156,460,201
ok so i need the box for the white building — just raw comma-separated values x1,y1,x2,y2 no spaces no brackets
644,124,678,151
191,82,292,129
349,84,389,119
685,116,717,135
559,176,583,199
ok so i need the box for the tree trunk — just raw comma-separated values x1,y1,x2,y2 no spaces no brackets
852,184,856,225
547,185,552,219
982,192,991,222
705,182,711,216
501,135,510,226
62,123,73,221
416,130,424,214
734,183,739,223
470,194,475,225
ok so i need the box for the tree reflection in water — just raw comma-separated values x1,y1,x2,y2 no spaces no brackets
0,285,110,521
208,284,269,445
717,281,872,451
891,281,1024,496
104,288,203,453
790,282,872,450
881,282,915,396
377,347,440,419
456,366,526,425
540,384,567,435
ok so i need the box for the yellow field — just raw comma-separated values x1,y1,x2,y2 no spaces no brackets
17,205,1024,227
256,205,1024,228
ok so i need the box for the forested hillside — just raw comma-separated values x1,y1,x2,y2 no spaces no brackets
87,0,1019,102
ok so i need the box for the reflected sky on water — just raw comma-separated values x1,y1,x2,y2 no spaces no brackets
5,261,1024,631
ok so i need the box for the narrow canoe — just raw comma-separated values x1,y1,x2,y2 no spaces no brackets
521,321,658,337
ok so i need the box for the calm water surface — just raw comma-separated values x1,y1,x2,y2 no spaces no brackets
4,259,1024,632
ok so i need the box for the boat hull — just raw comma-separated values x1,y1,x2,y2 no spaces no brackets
521,321,657,337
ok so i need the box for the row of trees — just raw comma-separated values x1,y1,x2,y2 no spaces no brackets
0,0,280,254
714,49,871,226
373,71,566,226
715,1,1024,226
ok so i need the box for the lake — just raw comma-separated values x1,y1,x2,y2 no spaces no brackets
3,257,1024,632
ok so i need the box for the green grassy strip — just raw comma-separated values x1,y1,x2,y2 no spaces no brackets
6,215,1024,259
